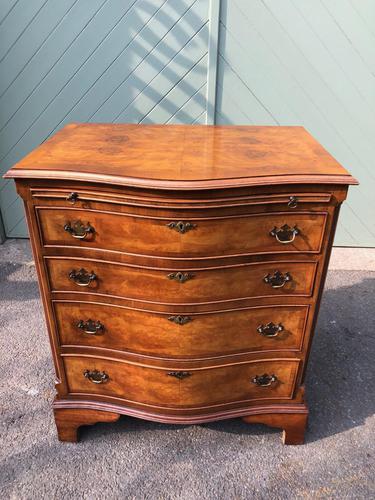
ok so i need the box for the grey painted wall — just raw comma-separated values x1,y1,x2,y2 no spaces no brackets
0,0,374,247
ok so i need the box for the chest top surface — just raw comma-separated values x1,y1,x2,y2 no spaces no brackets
5,123,357,190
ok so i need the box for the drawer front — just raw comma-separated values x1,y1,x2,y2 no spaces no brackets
46,258,317,303
55,301,309,357
63,356,300,408
37,207,327,257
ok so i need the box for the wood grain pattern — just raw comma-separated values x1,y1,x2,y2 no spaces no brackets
4,124,357,189
31,185,334,209
217,0,369,246
37,207,327,258
54,301,309,358
53,407,120,443
243,411,308,445
0,0,370,245
0,1,209,237
63,355,300,409
5,123,356,443
45,256,317,304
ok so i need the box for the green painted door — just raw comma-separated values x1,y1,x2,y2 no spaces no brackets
216,0,375,247
1,0,374,246
0,0,210,237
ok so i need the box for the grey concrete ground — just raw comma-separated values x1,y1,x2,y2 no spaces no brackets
0,239,374,499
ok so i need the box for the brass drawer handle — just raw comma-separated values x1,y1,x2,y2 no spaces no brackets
64,220,95,239
167,221,196,233
66,192,79,204
257,322,284,337
264,271,291,288
168,315,192,325
167,371,192,380
77,319,104,335
270,224,299,244
252,373,277,387
288,196,298,208
84,369,109,384
69,268,97,287
167,272,194,283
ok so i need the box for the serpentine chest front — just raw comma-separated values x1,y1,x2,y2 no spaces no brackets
5,123,357,444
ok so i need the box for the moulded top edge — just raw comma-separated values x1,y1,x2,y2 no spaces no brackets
4,168,358,190
3,124,358,188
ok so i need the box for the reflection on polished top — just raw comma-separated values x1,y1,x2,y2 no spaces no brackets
4,123,357,444
5,123,357,189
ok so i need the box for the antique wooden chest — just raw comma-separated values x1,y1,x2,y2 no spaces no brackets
5,124,357,444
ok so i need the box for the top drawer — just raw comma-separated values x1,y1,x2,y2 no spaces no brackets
37,207,327,258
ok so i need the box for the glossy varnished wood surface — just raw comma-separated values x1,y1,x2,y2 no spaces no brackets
5,123,356,443
12,177,348,443
30,184,336,210
46,256,317,304
4,124,357,189
37,207,327,258
63,355,300,409
243,412,308,445
54,408,120,443
54,301,309,358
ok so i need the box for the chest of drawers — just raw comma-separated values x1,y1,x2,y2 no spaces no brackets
5,124,357,444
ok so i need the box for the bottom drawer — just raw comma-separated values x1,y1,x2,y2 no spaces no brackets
63,356,300,409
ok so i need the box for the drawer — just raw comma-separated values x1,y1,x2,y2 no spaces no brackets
37,207,327,257
55,301,309,357
63,356,300,408
46,258,317,304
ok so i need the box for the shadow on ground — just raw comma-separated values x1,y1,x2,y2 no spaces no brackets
1,251,374,498
79,274,375,443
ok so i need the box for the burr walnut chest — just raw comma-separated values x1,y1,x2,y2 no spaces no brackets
5,123,357,444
